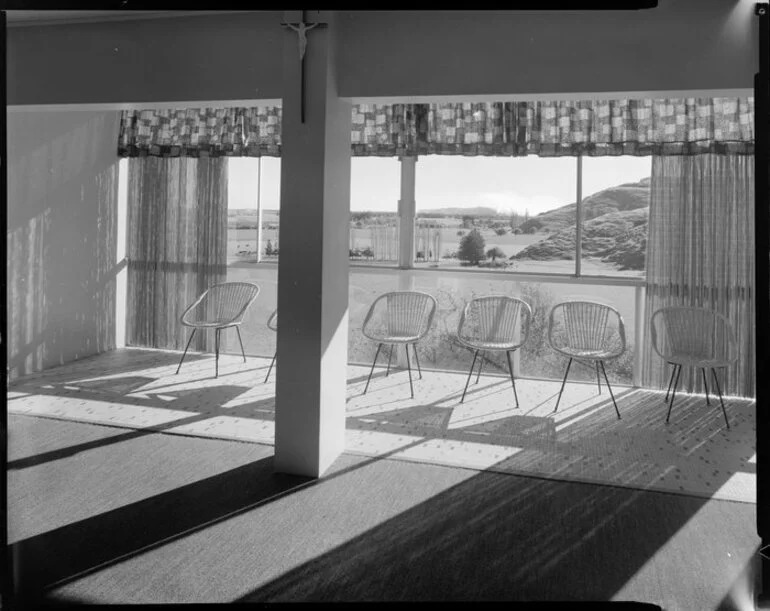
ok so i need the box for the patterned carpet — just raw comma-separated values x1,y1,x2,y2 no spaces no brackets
7,347,756,504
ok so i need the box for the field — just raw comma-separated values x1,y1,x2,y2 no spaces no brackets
227,225,642,278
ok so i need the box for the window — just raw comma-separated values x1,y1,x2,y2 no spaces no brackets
227,157,281,264
579,156,651,278
415,156,579,273
349,157,400,265
225,157,281,358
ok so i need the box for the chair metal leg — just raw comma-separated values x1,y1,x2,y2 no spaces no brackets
235,326,246,363
405,344,414,398
363,343,383,395
506,351,519,408
554,357,573,412
666,364,683,423
176,328,197,375
711,367,730,429
475,351,484,384
596,361,602,394
386,345,393,376
599,360,621,420
701,367,710,405
215,328,220,378
264,352,276,384
413,344,422,379
664,363,678,403
461,349,480,404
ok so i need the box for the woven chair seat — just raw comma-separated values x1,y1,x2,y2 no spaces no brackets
374,332,423,344
182,318,241,328
552,346,622,360
458,338,521,351
667,352,732,369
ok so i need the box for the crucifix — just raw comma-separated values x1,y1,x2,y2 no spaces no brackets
281,10,328,123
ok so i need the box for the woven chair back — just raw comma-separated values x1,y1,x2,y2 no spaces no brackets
363,291,437,341
549,300,625,355
650,306,735,363
184,282,260,325
459,296,531,347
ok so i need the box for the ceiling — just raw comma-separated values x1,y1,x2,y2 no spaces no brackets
4,10,249,26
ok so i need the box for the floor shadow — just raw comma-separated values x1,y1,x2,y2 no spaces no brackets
8,383,272,470
232,461,741,604
11,456,312,604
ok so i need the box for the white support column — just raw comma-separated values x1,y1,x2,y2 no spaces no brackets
398,156,417,269
115,158,128,348
633,284,645,387
397,156,417,367
274,10,351,478
256,157,263,263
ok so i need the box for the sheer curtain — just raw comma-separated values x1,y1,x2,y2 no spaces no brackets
126,156,228,351
641,154,755,398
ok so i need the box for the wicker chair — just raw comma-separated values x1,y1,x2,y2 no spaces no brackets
650,306,736,428
457,296,532,405
362,291,437,398
548,300,626,419
175,282,260,378
264,309,278,384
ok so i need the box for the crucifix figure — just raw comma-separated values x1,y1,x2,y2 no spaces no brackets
281,10,328,123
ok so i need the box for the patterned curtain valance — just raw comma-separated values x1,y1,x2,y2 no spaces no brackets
118,107,282,158
419,98,754,157
118,97,754,159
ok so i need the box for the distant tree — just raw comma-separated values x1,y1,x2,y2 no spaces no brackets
526,226,537,234
265,240,274,255
458,229,486,265
513,228,523,235
509,211,520,230
495,227,508,236
461,215,475,229
486,246,506,262
456,230,465,237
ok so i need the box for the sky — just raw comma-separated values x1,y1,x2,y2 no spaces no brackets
228,155,652,216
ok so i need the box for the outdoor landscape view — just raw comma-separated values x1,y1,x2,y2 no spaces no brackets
223,156,650,386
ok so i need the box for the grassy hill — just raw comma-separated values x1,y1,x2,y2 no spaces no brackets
512,177,650,271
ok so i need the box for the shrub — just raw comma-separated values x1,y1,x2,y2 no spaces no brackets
458,229,486,265
495,228,508,236
486,246,506,262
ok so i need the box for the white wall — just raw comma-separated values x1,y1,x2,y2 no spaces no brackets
6,4,758,106
6,110,121,379
336,2,757,99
